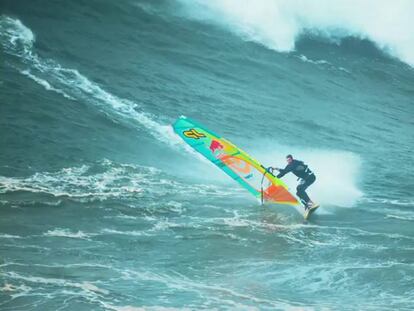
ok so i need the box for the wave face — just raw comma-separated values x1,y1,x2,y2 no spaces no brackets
178,0,414,66
1,1,413,310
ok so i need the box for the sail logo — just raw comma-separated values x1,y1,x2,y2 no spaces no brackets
209,140,223,153
183,128,206,139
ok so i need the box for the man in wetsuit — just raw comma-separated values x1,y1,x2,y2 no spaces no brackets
270,154,317,210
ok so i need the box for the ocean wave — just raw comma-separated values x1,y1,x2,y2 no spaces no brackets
5,271,109,297
0,234,22,239
1,261,113,270
385,214,414,221
0,161,146,200
2,271,114,310
297,54,330,66
313,224,414,242
101,229,151,237
361,197,414,207
0,159,243,202
104,304,190,311
0,15,181,147
0,283,31,293
0,16,34,55
177,0,414,67
20,69,75,100
119,269,302,309
43,228,92,239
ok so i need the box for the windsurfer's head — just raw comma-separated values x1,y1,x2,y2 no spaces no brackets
286,154,293,164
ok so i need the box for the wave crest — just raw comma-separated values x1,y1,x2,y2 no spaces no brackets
0,15,181,146
178,0,414,66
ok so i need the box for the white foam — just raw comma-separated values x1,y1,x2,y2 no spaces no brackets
104,304,188,311
256,146,363,207
48,65,176,146
119,269,305,309
20,69,75,100
0,159,244,203
178,0,414,67
385,214,414,221
0,234,22,239
297,54,330,66
361,197,414,206
0,160,149,200
1,283,32,300
44,228,91,239
101,229,150,237
80,282,109,295
0,16,34,54
6,271,109,297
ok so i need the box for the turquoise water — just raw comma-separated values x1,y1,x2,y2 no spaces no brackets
1,1,413,310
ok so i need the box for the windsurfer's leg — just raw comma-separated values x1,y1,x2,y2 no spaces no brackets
296,175,316,208
297,184,310,207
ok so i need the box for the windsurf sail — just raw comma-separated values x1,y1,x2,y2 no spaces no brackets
173,116,299,205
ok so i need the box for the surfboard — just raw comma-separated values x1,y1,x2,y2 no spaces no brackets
173,116,300,207
304,204,320,220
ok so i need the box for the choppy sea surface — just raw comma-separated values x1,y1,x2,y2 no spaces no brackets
1,1,413,310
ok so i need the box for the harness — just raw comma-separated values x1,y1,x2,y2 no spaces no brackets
297,165,314,182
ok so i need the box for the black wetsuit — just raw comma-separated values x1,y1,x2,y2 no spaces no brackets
276,159,316,207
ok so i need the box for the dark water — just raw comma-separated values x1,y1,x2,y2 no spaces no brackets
1,1,413,310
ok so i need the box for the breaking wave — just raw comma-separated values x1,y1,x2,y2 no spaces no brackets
178,0,414,67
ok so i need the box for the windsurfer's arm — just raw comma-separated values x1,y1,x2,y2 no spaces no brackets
276,164,292,178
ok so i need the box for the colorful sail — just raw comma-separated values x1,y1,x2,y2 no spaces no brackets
173,116,299,205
